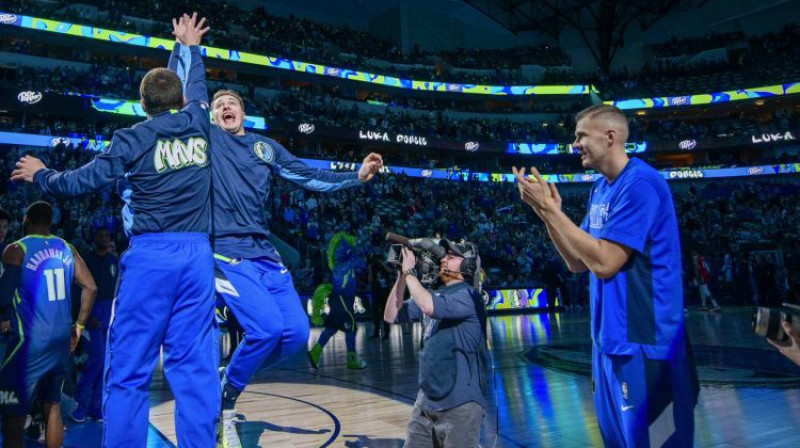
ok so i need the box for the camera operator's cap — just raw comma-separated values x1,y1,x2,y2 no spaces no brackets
439,239,477,258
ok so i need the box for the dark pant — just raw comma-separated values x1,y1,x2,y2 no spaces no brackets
404,400,484,448
76,299,113,415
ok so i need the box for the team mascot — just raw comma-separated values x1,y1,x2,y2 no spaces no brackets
308,232,367,369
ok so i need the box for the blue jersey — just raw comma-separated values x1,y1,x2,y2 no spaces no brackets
34,45,212,236
580,158,685,360
168,43,360,259
210,130,359,259
2,236,74,373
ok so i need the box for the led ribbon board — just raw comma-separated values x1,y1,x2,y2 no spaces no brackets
3,131,795,183
607,83,800,110
0,12,592,96
508,142,648,155
0,131,109,151
82,93,627,152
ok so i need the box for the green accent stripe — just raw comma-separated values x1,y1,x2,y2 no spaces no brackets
213,253,233,263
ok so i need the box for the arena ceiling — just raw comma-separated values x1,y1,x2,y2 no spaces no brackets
248,0,718,72
462,0,713,71
461,0,713,36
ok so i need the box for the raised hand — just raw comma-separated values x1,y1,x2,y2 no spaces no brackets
401,247,416,272
512,166,561,215
172,12,210,46
11,155,47,183
358,152,384,183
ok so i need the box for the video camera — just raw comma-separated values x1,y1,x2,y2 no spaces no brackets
384,232,484,289
752,303,800,342
385,233,445,286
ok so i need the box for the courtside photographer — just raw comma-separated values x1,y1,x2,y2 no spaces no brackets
383,234,488,448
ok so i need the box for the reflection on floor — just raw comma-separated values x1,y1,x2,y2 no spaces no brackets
13,307,800,447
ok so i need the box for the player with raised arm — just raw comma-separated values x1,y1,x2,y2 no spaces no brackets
168,36,383,448
11,13,220,448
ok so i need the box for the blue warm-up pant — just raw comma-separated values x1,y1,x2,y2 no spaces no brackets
215,256,310,392
592,346,697,447
102,233,219,448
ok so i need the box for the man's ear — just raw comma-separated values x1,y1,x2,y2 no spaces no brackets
606,129,616,147
140,98,148,117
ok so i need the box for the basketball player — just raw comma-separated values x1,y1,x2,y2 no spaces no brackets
11,13,220,448
0,201,97,448
167,39,383,447
513,105,698,447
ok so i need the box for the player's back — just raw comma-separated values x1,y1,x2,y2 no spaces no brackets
114,102,212,235
6,235,75,371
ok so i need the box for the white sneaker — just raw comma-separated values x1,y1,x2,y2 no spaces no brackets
216,409,242,448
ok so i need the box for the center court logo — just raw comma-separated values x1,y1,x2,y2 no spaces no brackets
253,141,274,163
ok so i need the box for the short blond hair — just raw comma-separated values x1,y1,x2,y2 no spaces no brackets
211,89,245,109
576,104,629,142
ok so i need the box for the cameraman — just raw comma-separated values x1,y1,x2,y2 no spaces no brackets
384,240,487,448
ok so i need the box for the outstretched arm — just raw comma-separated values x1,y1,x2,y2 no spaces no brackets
12,133,129,196
273,140,376,192
169,12,210,105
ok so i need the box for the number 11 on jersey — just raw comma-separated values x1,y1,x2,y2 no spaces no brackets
44,268,66,301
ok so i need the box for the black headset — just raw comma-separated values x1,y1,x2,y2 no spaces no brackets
460,254,478,277
454,242,479,277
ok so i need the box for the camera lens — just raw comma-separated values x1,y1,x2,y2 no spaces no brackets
752,307,787,341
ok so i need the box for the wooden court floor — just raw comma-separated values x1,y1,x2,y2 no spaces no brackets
51,307,800,447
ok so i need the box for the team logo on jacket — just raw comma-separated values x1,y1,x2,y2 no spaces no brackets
154,137,208,173
0,390,19,405
253,141,274,163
